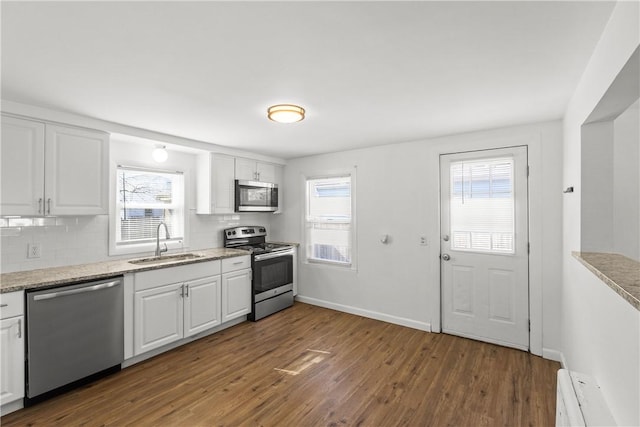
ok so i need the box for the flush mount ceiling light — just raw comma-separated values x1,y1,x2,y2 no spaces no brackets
152,145,168,163
267,104,305,123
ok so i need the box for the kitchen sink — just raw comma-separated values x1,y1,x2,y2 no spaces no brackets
129,253,205,266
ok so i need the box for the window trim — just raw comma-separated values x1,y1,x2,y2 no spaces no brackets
109,164,189,256
302,168,357,270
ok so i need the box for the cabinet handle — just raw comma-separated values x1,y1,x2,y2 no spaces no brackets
38,198,43,214
0,303,7,308
17,318,22,339
233,261,243,265
185,284,189,297
47,198,52,215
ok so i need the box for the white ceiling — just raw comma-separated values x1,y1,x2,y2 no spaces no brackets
1,1,615,160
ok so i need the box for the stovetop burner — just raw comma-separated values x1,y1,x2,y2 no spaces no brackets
223,226,292,254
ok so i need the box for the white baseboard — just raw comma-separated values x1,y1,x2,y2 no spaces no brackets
543,347,563,363
560,352,568,370
0,399,23,417
295,295,432,332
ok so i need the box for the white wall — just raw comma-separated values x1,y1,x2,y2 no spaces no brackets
273,120,563,358
562,2,640,425
613,101,640,261
581,121,615,253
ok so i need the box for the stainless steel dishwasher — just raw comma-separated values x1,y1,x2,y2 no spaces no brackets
26,276,124,403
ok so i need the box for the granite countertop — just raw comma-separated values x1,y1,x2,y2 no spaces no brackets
573,251,640,311
0,247,250,294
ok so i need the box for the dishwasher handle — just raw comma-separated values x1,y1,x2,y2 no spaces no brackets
33,280,121,301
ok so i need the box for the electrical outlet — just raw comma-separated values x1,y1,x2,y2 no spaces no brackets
419,236,428,246
28,243,42,259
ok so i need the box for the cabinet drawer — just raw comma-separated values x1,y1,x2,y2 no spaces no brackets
134,260,221,291
222,255,251,273
0,291,24,319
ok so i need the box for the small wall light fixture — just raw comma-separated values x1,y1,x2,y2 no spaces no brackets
152,145,168,163
267,104,305,123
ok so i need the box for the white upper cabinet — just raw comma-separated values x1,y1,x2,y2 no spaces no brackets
196,152,235,214
235,157,276,183
45,124,109,215
0,115,109,216
0,116,45,215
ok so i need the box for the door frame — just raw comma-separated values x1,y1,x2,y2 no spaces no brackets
439,145,530,350
430,132,543,357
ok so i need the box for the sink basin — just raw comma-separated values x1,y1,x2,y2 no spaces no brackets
129,253,204,266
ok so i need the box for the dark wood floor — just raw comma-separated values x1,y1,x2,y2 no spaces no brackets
2,302,560,426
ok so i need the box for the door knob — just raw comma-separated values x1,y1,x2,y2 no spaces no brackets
443,235,450,242
441,253,451,261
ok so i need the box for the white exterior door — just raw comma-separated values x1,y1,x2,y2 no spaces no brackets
440,146,529,351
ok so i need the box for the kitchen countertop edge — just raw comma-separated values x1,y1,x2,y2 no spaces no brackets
572,251,640,311
0,248,250,293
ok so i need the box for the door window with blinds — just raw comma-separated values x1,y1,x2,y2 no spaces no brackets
449,157,515,254
115,166,185,250
305,175,353,266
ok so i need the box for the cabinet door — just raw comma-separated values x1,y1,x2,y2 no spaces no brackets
235,158,257,181
134,283,183,355
256,162,276,183
0,116,45,215
221,269,251,323
184,276,221,337
45,124,109,215
212,154,235,214
0,317,25,406
197,153,235,214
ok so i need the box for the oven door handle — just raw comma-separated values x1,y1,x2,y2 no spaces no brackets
254,249,295,261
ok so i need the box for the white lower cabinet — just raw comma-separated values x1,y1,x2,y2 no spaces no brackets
131,258,249,357
221,269,251,323
184,276,221,336
134,282,184,355
134,275,222,356
133,261,223,356
0,291,25,414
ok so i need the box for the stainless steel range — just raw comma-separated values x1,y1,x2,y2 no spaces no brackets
223,226,294,321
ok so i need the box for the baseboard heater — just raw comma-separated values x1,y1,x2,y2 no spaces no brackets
556,369,615,426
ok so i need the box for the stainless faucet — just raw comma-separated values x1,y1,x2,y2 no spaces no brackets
155,222,170,257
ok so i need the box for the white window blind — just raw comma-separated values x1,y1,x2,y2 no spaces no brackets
116,167,184,246
305,175,352,265
450,157,515,254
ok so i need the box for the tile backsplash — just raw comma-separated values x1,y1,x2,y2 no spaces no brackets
0,212,273,273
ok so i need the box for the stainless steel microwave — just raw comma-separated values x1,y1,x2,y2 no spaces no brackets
235,180,278,212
